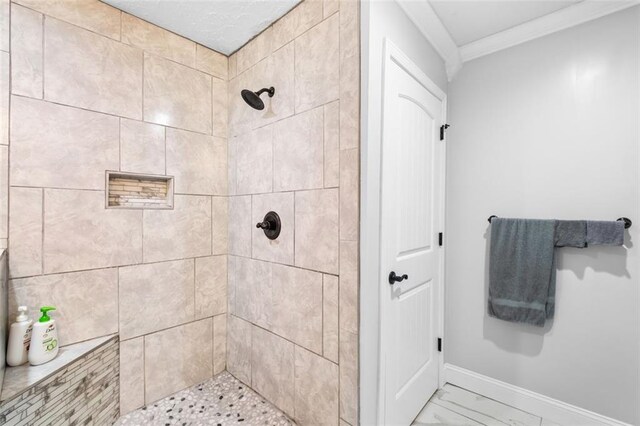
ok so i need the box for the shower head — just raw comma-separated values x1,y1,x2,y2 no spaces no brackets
241,87,275,110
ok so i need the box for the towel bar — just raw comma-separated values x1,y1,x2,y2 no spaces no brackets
487,215,632,229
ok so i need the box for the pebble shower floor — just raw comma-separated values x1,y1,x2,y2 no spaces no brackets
115,371,295,426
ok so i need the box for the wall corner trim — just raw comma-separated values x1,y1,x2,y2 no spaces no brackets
395,0,462,82
459,0,640,62
443,364,634,426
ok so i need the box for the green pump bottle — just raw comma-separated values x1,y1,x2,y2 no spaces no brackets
28,306,59,365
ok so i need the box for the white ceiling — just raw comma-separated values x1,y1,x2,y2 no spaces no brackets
103,0,301,55
430,0,582,46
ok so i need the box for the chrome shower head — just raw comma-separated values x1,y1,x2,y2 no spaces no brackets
241,87,275,110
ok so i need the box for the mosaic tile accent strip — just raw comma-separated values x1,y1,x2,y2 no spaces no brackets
107,171,173,209
116,371,295,426
0,335,119,426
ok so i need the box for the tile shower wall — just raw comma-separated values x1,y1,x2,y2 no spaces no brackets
4,0,229,416
226,1,360,425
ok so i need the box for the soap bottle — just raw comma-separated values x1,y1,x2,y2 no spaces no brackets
28,306,59,366
6,306,33,366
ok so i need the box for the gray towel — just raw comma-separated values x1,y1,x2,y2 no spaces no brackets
586,221,624,246
555,220,587,247
488,218,556,327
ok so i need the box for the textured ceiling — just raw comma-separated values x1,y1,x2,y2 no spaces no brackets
103,0,302,55
430,0,581,46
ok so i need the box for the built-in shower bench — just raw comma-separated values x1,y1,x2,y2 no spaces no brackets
0,334,119,425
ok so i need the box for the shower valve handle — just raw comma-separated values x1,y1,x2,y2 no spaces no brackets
256,220,272,230
389,271,408,284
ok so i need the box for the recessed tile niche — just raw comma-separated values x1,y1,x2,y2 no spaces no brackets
106,171,174,209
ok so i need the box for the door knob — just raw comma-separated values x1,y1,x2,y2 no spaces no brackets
389,271,408,285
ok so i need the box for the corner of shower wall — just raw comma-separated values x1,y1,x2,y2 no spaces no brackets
225,0,360,424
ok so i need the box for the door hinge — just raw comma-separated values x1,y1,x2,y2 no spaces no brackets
437,338,442,352
440,124,450,141
438,232,443,247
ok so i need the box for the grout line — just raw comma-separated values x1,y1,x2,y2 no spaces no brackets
40,188,44,274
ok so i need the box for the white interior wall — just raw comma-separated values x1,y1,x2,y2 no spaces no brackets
444,7,639,424
360,1,447,424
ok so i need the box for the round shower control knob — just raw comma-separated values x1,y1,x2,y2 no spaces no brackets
256,211,281,240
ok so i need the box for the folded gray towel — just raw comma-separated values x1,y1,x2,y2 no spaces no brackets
586,221,624,246
488,218,556,327
555,220,587,247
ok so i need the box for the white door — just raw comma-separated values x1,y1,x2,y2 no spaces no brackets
380,40,445,426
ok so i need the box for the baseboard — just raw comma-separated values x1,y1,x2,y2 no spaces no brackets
443,364,632,426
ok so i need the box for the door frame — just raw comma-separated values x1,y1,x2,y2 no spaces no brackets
360,36,447,425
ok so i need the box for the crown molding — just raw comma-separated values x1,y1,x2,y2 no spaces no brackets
396,0,462,81
460,0,640,62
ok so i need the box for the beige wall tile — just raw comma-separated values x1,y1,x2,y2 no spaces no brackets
14,0,121,40
195,255,227,319
252,192,294,265
11,96,119,190
0,0,8,52
227,256,237,314
145,318,213,403
294,345,339,425
0,145,5,239
233,257,322,353
44,17,142,119
144,53,212,135
196,44,228,79
295,189,339,274
323,274,339,363
235,126,273,195
0,51,7,145
228,53,237,79
212,196,229,255
339,329,358,425
273,107,323,192
44,189,142,274
237,27,273,75
272,0,323,51
227,315,251,384
324,101,340,188
120,337,145,415
228,195,251,257
228,42,294,136
119,259,195,340
339,0,359,150
270,264,323,353
11,5,43,98
340,419,352,426
213,314,226,375
295,14,339,112
212,77,228,138
324,0,339,18
233,256,270,323
8,268,118,345
143,195,212,263
122,13,195,67
340,148,359,241
339,241,358,334
251,326,295,416
166,128,226,195
228,135,237,195
8,187,42,278
120,119,165,175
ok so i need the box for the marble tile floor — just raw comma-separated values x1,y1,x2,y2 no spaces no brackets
115,371,295,426
413,384,566,426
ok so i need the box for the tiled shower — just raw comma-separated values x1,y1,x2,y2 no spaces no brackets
0,0,359,425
